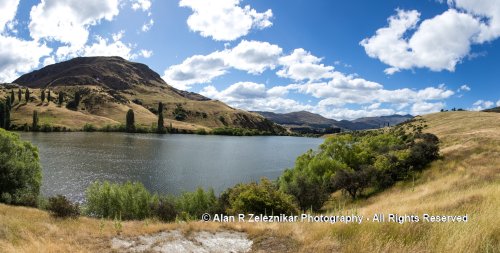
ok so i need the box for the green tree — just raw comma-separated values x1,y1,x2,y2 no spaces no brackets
0,102,4,129
10,90,15,104
0,129,42,206
157,102,165,133
126,109,135,132
40,90,45,102
221,178,299,215
4,98,11,130
74,91,81,107
176,187,218,219
47,90,52,103
58,92,64,106
25,89,30,103
32,110,39,131
173,104,187,121
85,181,154,220
18,89,22,103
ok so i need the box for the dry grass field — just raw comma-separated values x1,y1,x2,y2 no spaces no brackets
0,86,271,132
0,111,499,252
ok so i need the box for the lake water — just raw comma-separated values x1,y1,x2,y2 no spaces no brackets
19,132,323,202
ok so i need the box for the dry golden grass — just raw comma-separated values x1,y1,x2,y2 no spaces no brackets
0,111,499,252
0,86,261,131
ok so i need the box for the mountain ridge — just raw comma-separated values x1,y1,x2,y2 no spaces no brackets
2,56,283,133
254,111,413,131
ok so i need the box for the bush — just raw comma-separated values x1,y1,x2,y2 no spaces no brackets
222,178,299,215
47,195,80,218
176,188,218,220
173,104,187,121
85,181,155,220
279,124,440,206
83,123,97,132
195,128,207,135
0,129,42,206
152,196,178,222
330,166,376,200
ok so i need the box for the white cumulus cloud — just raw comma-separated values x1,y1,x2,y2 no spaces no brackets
179,0,272,41
0,35,52,82
162,51,228,90
277,48,335,81
470,100,494,111
131,0,151,12
0,0,19,33
163,40,283,89
29,0,120,52
361,8,483,73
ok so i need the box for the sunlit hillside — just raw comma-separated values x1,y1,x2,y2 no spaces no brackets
0,111,499,252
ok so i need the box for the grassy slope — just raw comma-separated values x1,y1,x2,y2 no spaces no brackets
0,111,499,252
0,86,268,132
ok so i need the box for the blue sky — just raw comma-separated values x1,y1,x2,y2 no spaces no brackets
1,0,499,120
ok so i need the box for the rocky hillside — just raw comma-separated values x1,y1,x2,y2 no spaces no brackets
1,56,282,133
255,111,413,132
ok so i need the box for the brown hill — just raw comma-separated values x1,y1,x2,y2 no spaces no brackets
254,111,413,131
2,56,281,132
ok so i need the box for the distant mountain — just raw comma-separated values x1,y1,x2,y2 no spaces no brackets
255,111,336,128
352,114,415,128
483,107,500,113
254,111,413,132
2,56,283,133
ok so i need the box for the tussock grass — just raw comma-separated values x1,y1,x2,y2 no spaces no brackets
0,111,499,252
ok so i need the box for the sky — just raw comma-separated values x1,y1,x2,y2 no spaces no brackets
1,0,499,120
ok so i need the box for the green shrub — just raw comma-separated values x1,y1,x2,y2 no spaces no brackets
173,104,187,121
40,123,53,132
195,128,207,135
222,178,299,215
83,123,97,132
0,129,42,206
47,195,80,218
176,187,218,220
279,125,440,207
152,196,178,222
85,181,155,220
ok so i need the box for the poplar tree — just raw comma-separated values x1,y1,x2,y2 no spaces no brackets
25,89,30,102
40,90,46,102
0,102,4,129
47,90,52,103
157,102,165,133
32,110,39,131
126,109,135,133
58,92,64,106
18,89,22,103
74,91,81,107
10,90,15,104
4,98,10,129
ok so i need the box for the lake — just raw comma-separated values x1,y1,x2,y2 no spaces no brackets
19,132,323,202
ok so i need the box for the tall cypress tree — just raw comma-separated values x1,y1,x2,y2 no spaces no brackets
47,90,52,103
25,89,30,102
6,96,11,111
4,98,10,130
18,88,22,103
157,102,165,133
126,109,135,133
58,92,64,106
10,90,15,104
40,90,46,102
0,102,4,129
32,110,39,131
74,91,81,107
